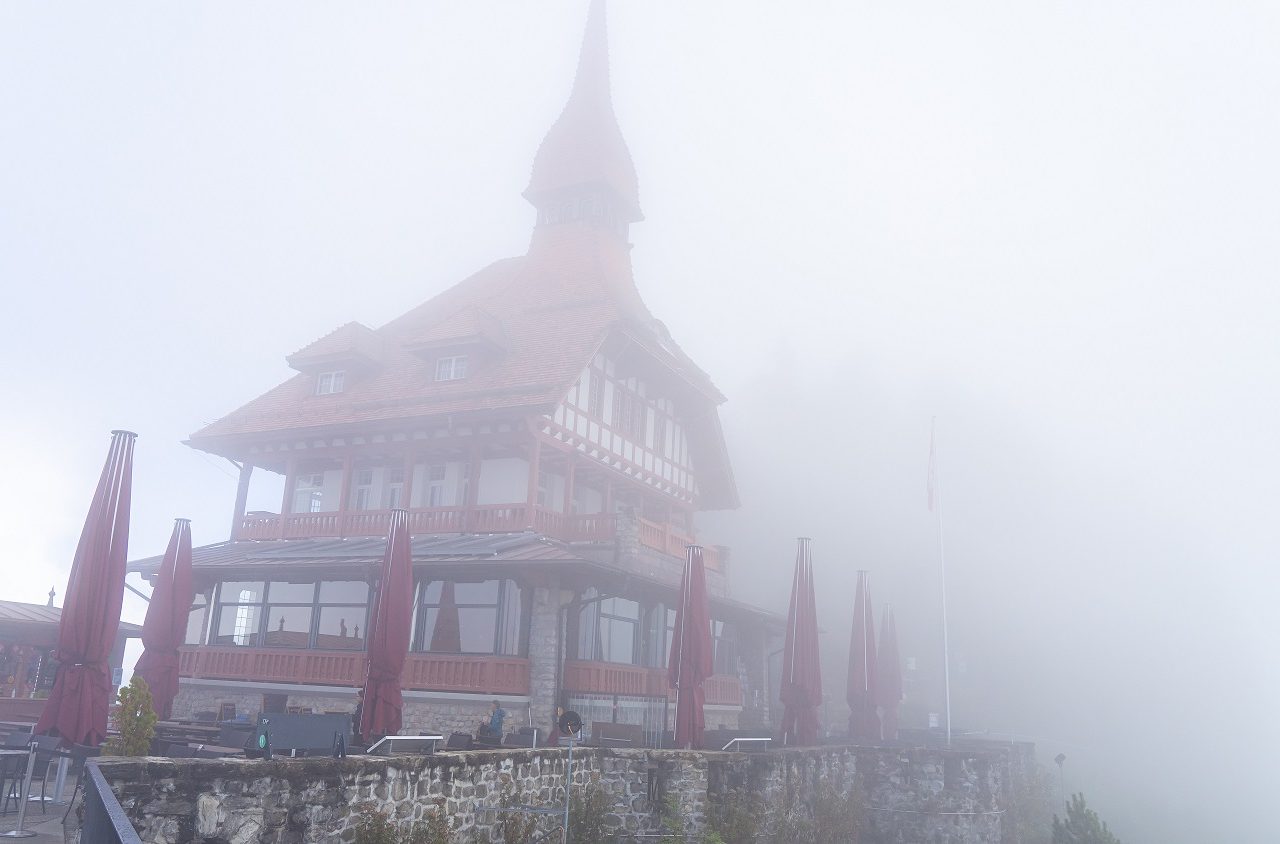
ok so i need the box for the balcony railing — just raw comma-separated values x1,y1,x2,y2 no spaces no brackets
563,660,743,707
179,645,529,696
635,517,721,571
237,506,717,569
238,504,614,543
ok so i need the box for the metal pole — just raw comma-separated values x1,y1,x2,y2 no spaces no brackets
563,735,574,843
932,417,954,746
673,549,691,748
1,741,39,838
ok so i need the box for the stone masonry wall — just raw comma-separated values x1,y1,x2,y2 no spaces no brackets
94,743,1009,844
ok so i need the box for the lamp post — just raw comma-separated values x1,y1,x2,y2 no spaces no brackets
1054,753,1067,807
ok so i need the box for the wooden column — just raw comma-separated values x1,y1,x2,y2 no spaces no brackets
336,453,354,537
464,444,482,531
563,453,576,515
526,439,542,517
279,457,298,539
230,461,253,540
401,453,416,511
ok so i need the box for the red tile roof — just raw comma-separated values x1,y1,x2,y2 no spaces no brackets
286,321,384,371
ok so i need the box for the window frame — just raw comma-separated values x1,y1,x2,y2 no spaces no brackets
211,580,370,652
434,355,469,382
412,578,525,656
315,370,346,396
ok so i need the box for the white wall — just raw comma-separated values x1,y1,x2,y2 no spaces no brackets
477,457,529,505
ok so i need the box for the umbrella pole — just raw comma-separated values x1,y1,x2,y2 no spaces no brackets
932,421,954,746
674,550,690,748
0,740,39,838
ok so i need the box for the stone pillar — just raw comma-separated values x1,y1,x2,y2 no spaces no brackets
526,579,567,733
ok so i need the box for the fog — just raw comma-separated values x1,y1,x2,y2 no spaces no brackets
3,2,1277,841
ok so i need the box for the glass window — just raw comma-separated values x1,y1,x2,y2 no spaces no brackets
315,607,365,650
316,370,346,395
711,620,737,675
353,468,374,511
184,601,208,646
222,581,265,602
268,582,316,603
215,604,261,646
262,606,313,648
318,581,369,603
435,355,468,382
292,474,325,514
414,579,522,655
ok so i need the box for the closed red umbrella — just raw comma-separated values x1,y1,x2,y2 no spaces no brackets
429,580,461,652
668,545,713,749
876,604,903,741
780,537,822,745
133,518,195,719
36,429,136,746
359,509,414,739
846,569,880,742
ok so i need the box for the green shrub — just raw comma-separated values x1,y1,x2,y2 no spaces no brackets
568,774,617,843
497,785,541,843
352,801,456,844
104,676,157,756
1052,794,1121,844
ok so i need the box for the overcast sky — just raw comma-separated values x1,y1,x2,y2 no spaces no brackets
3,2,1278,841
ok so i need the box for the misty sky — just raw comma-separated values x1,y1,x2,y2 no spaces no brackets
3,3,1278,841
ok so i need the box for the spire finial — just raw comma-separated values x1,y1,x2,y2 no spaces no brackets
525,0,642,228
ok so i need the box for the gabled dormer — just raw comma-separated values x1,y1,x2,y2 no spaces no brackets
402,305,509,384
286,321,385,396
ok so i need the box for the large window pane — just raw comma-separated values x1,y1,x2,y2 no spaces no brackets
318,581,369,603
458,607,498,653
215,605,260,646
185,603,207,646
600,617,636,663
454,581,500,603
221,581,264,603
262,606,313,648
268,582,315,603
315,607,366,650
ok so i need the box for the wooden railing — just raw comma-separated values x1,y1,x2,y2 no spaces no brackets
563,660,743,706
635,517,721,570
179,646,529,696
238,505,614,544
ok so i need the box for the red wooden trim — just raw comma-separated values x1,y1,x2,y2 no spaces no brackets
562,660,741,706
178,646,529,696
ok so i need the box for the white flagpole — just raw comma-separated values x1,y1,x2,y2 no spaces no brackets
930,417,954,746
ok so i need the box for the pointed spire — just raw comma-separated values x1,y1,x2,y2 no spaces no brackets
525,0,642,231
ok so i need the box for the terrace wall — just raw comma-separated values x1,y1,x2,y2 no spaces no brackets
89,744,1009,843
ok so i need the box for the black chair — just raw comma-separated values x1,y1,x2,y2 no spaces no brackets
445,732,473,750
1,749,28,816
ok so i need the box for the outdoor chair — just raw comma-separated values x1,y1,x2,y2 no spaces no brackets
1,749,27,816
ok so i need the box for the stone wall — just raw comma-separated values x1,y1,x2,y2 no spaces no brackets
93,743,1011,844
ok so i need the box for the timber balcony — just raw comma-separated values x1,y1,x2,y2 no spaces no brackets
178,645,530,696
563,660,744,707
236,505,722,570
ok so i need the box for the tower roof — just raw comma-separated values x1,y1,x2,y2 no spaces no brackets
524,0,641,221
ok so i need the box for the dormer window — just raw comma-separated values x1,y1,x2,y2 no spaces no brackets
435,355,468,382
315,370,346,395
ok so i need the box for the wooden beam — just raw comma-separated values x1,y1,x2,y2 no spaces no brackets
231,462,253,540
564,453,576,515
526,439,542,513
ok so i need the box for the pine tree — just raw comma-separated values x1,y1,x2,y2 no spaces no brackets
1052,793,1122,844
